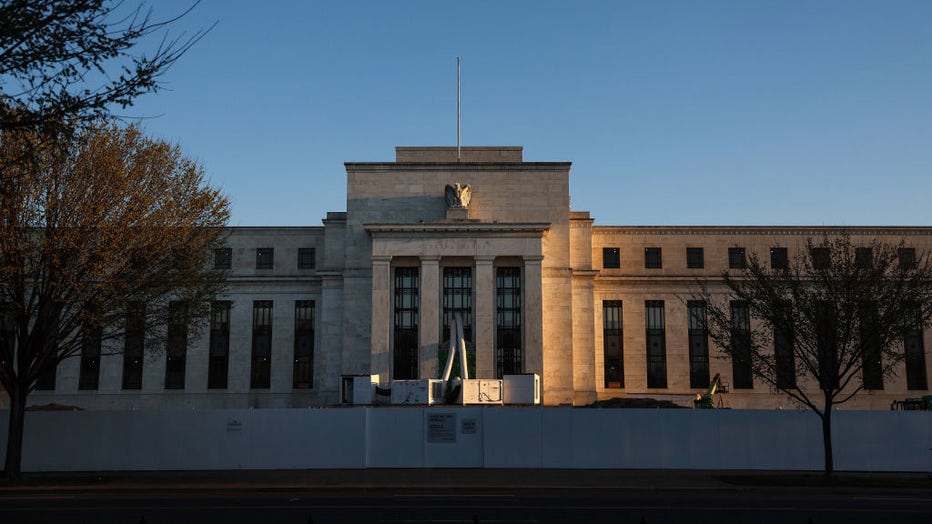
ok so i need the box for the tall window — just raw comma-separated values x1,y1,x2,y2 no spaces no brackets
645,301,666,388
774,304,795,389
0,304,14,374
687,301,709,389
771,247,788,270
79,312,102,390
644,248,662,269
34,349,57,391
810,247,830,270
730,301,752,389
208,301,231,389
298,248,316,269
441,267,473,376
603,300,623,388
904,307,928,390
294,300,315,388
251,300,273,388
392,267,419,380
855,247,872,269
496,267,522,377
164,302,188,389
859,303,883,390
816,301,839,389
602,247,620,269
122,303,145,390
214,248,232,269
729,247,746,269
256,248,274,269
686,248,704,269
898,248,916,270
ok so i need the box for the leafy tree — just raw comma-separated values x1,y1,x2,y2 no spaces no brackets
0,0,208,134
694,236,932,476
0,122,229,480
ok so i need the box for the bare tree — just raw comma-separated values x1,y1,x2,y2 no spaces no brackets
0,0,209,134
694,236,932,476
0,122,229,480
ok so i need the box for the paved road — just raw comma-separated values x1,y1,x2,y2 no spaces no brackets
1,470,930,524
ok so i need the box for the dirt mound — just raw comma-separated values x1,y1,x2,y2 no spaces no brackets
586,397,687,409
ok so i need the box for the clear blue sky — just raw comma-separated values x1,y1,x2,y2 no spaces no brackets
128,1,932,227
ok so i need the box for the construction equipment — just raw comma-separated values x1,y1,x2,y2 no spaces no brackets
891,395,932,411
694,373,724,409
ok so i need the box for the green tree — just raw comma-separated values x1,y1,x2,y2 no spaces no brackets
0,122,229,480
694,236,932,476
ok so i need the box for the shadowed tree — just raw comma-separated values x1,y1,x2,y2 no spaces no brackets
0,122,229,480
0,0,209,134
694,236,932,476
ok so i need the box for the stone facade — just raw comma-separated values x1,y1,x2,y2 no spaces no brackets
22,147,932,410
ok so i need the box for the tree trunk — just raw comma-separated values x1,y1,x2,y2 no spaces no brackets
3,383,26,481
821,396,834,477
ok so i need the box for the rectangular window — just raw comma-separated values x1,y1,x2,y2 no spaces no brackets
816,301,839,389
0,304,14,375
729,247,746,269
122,303,145,390
687,301,709,389
904,308,927,390
602,247,620,269
774,306,795,389
256,248,274,269
496,267,522,377
34,351,57,391
645,300,666,388
393,268,419,380
602,301,623,388
770,247,788,270
298,248,316,269
855,247,872,269
441,267,474,377
214,248,232,269
644,248,662,269
899,248,916,270
164,302,188,390
207,301,231,389
251,300,273,388
78,313,102,390
686,247,704,269
811,247,830,270
730,301,753,389
859,303,883,390
293,300,315,388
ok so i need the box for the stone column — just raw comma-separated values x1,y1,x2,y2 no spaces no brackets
523,255,544,382
418,256,441,379
474,256,495,378
318,273,344,401
370,256,392,384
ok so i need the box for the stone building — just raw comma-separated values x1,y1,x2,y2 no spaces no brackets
24,146,932,410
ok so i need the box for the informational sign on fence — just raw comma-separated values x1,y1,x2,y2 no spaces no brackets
427,413,456,443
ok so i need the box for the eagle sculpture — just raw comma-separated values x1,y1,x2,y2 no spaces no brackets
444,183,472,209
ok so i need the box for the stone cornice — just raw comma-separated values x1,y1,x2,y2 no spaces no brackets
365,222,551,237
593,225,932,236
345,162,571,171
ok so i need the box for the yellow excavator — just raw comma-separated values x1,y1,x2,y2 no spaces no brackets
694,373,724,409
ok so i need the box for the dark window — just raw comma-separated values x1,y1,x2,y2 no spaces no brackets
686,248,704,269
441,267,474,377
164,302,188,390
34,351,57,391
393,268,419,380
774,304,795,389
730,301,752,389
687,301,709,389
810,247,830,270
855,247,872,269
859,303,883,390
122,303,145,390
294,300,315,388
904,307,927,390
0,304,15,375
899,248,916,270
208,301,231,389
644,248,662,269
256,248,274,270
78,313,102,390
496,267,522,377
298,248,316,269
214,248,232,269
251,301,273,388
816,301,840,389
603,301,623,388
645,300,666,388
602,247,620,269
728,247,746,269
770,247,788,270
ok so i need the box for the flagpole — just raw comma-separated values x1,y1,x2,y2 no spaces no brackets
457,56,461,162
